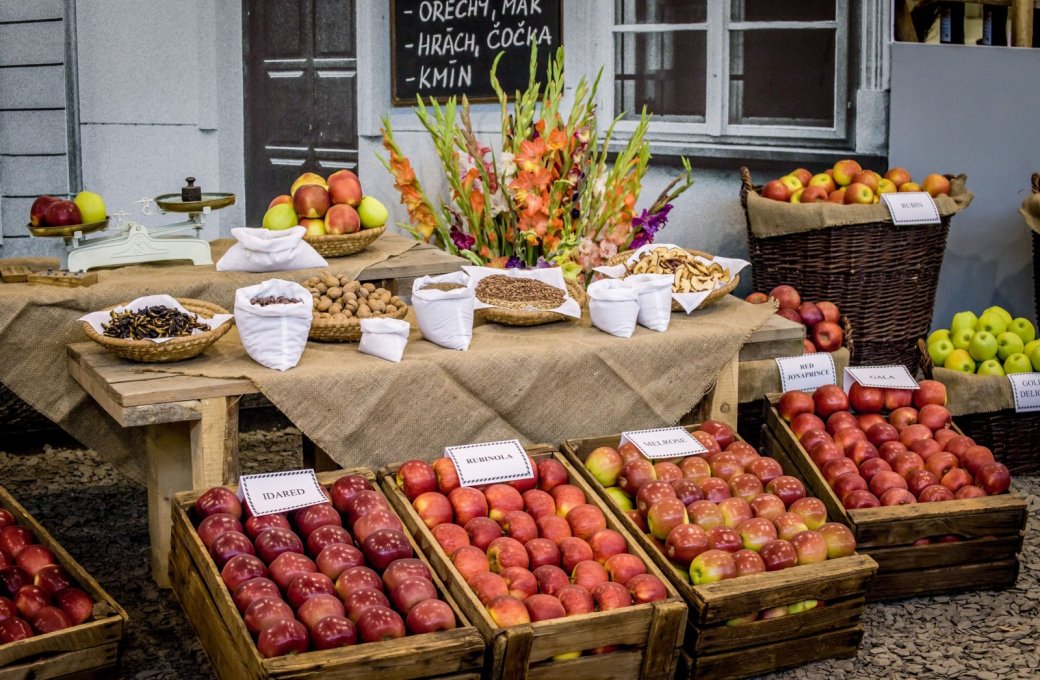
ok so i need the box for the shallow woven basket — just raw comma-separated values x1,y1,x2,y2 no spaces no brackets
918,340,1040,475
308,302,409,342
1031,173,1039,324
304,226,385,258
476,278,587,327
606,247,740,311
741,167,956,373
81,299,233,363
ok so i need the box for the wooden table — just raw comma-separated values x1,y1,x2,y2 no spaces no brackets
68,309,804,587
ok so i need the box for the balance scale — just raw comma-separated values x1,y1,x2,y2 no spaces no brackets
29,178,236,272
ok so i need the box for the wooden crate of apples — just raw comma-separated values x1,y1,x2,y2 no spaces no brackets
763,382,1027,602
758,162,951,205
561,424,877,680
379,446,687,680
168,470,485,680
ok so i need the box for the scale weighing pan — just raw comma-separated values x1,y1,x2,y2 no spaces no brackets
153,193,235,213
28,218,110,241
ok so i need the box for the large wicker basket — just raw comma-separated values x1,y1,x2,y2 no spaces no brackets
304,226,385,258
1031,173,1039,324
81,299,233,363
741,167,964,373
605,247,740,311
308,303,409,342
476,278,587,327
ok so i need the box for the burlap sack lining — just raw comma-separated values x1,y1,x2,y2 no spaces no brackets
930,367,1015,417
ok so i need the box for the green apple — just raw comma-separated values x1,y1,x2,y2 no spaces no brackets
927,338,955,367
262,203,298,230
927,329,951,345
1025,339,1040,358
1003,353,1033,374
996,332,1025,361
604,487,634,512
787,600,820,614
1009,318,1036,344
976,311,1008,336
357,196,389,228
968,331,998,362
1030,345,1040,371
951,311,978,334
944,349,976,373
73,191,107,224
983,306,1013,327
951,327,975,351
977,359,1005,376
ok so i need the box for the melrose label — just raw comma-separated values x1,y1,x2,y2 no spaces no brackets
237,469,327,516
776,352,838,393
844,365,919,392
882,191,941,226
621,427,707,460
446,439,534,487
1008,373,1040,413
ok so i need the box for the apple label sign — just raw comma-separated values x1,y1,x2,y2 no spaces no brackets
621,427,708,460
776,352,838,393
238,469,328,516
881,192,940,226
1007,373,1040,412
446,439,534,487
844,365,919,392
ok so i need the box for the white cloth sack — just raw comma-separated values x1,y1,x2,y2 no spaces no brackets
587,279,640,338
627,274,674,332
79,294,233,343
412,272,475,351
358,317,410,363
216,226,327,272
234,280,312,371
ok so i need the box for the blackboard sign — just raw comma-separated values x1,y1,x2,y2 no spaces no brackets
391,0,563,105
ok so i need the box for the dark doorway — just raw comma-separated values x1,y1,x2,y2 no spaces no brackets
243,0,358,226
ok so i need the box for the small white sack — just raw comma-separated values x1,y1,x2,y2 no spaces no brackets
587,279,640,338
412,272,475,351
216,226,327,272
627,274,674,332
234,280,312,371
358,317,410,363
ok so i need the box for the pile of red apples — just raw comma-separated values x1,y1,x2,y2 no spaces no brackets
747,284,844,354
0,508,96,643
779,381,1012,511
395,456,667,642
192,479,457,659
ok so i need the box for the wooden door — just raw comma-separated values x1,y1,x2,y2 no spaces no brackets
243,0,358,225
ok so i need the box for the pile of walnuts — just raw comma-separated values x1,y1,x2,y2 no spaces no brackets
304,272,404,321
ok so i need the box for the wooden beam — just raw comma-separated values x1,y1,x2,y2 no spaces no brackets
1013,0,1034,45
145,423,193,588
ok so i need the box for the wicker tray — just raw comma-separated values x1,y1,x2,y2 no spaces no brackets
81,298,233,363
308,302,409,342
606,247,740,311
304,226,385,258
475,278,587,327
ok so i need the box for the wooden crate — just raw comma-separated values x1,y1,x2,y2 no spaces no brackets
561,429,877,680
0,485,128,679
761,397,1028,601
169,469,485,680
378,446,688,680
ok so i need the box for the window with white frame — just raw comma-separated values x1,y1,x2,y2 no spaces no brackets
612,0,857,149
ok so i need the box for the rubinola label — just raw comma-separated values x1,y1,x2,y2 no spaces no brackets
882,191,941,226
844,365,919,392
775,352,837,393
237,469,328,516
445,439,534,487
621,427,707,460
1007,373,1040,413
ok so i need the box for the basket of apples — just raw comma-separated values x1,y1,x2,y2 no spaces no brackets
764,382,1027,601
561,424,877,680
169,470,485,680
740,163,972,373
379,446,687,680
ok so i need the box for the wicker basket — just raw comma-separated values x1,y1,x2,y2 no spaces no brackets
475,278,587,327
741,167,961,373
308,302,409,342
304,226,385,258
81,299,233,363
918,340,1040,475
605,247,740,311
1031,173,1039,324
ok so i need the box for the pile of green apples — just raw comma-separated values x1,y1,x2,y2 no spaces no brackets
926,306,1038,375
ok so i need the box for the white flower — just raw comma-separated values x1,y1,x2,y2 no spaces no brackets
593,175,607,197
497,152,517,180
489,188,509,217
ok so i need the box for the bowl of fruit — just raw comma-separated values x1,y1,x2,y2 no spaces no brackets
27,192,109,240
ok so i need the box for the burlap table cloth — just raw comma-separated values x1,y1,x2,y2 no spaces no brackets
930,368,1017,416
144,296,777,471
0,233,417,483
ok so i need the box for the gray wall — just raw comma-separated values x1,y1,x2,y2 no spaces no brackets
889,43,1040,327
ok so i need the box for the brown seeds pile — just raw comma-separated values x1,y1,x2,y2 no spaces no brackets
304,272,404,322
101,306,207,340
419,282,467,292
250,296,302,307
475,275,565,310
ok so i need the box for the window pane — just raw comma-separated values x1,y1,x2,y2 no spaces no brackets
732,0,834,22
729,29,835,127
614,30,706,121
616,0,706,25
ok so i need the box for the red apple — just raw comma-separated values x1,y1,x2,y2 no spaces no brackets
269,552,318,591
382,558,431,591
537,460,569,492
287,572,336,609
759,539,798,571
344,588,391,623
906,470,940,497
940,468,973,494
777,391,815,423
412,491,453,529
432,458,461,495
233,577,281,613
396,460,438,501
765,476,806,508
485,484,525,523
618,460,657,496
689,550,737,584
749,493,787,522
197,513,243,549
671,478,704,506
627,573,668,604
961,446,996,476
500,567,538,600
451,546,490,583
813,386,849,420
255,527,304,564
389,576,437,613
769,285,801,310
636,481,677,515
356,605,406,642
194,487,242,520
976,462,1011,495
244,596,294,636
842,490,881,509
834,428,868,453
486,594,531,626
810,441,845,469
306,525,353,557
892,452,926,478
889,407,919,431
557,584,595,615
335,566,383,600
692,431,722,455
732,549,766,576
31,605,72,634
913,380,948,408
899,424,933,449
330,475,372,513
592,581,633,610
955,485,987,499
29,195,59,227
351,510,402,546
944,435,976,457
737,517,778,552
465,516,502,551
558,537,594,574
797,302,824,327
924,452,959,479
857,413,887,433
209,531,255,568
866,423,900,448
869,471,908,497
523,538,559,571
532,564,570,596
681,456,713,482
14,545,54,578
883,389,914,411
294,503,342,538
707,525,743,553
710,453,745,482
0,527,34,559
818,522,856,558
405,597,457,635
0,566,31,597
700,420,736,449
550,485,587,519
878,441,909,465
811,322,844,352
858,458,892,482
745,457,783,486
653,462,683,483
687,500,725,529
571,559,610,591
918,485,955,503
14,585,49,619
245,513,290,540
790,531,828,565
790,413,826,439
848,383,884,414
361,529,413,571
826,411,859,435
522,490,556,521
664,524,708,566
880,488,917,506
431,523,470,557
343,490,390,526
533,516,570,546
832,473,869,503
54,588,93,625
822,458,858,485
311,614,357,649
603,553,646,587
934,428,959,449
917,404,952,432
909,438,943,461
847,441,880,467
487,537,529,573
